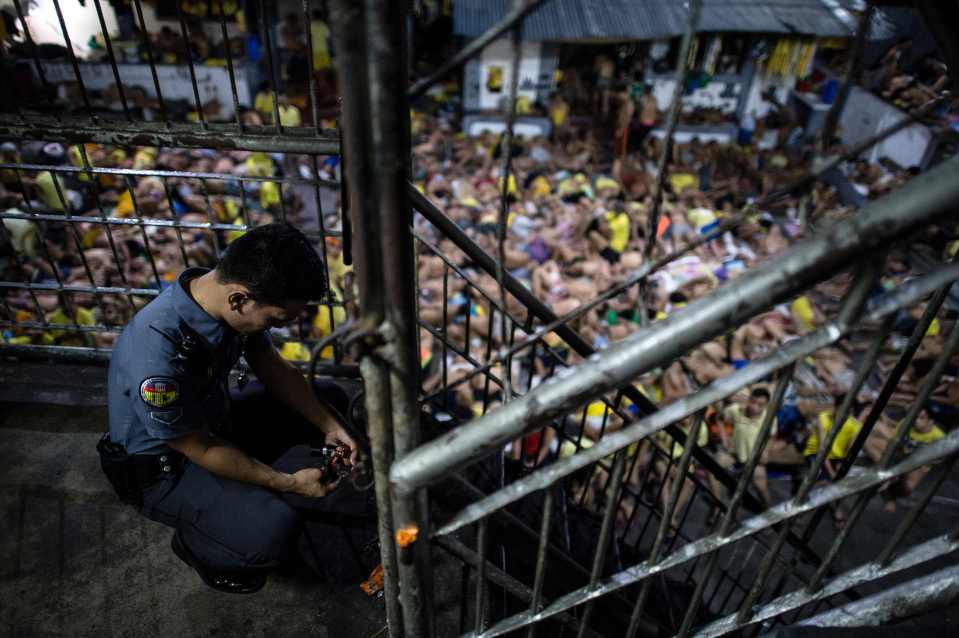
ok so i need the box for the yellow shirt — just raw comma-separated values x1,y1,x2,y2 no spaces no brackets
310,20,332,70
550,101,569,127
279,104,301,128
605,211,630,253
791,295,816,332
724,403,776,464
254,91,274,116
312,302,347,359
804,412,862,459
279,341,312,362
668,173,698,193
36,171,69,211
2,217,38,257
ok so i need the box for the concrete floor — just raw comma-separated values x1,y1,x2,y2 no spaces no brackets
0,404,387,638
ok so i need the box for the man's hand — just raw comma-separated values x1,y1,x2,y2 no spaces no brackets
287,468,341,498
325,424,360,465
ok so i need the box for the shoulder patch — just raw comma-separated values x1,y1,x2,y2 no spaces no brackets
140,377,180,408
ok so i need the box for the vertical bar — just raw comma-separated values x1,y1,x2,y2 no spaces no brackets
301,0,323,131
819,5,873,152
121,175,164,289
475,518,489,633
527,485,555,638
51,0,97,124
12,0,57,118
196,178,224,260
642,0,702,262
259,0,283,133
174,1,207,128
575,449,628,638
92,0,131,121
217,0,244,130
160,177,192,268
131,0,170,126
496,4,523,406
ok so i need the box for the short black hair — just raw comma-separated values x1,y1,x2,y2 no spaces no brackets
751,387,771,401
215,223,327,307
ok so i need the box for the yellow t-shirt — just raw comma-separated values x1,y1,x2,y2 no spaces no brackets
724,403,776,464
659,421,708,459
312,302,347,359
668,173,698,193
687,207,717,232
279,341,312,362
791,295,816,332
310,20,332,70
605,211,630,253
279,104,301,128
550,101,569,127
36,171,69,211
804,411,862,459
254,91,274,116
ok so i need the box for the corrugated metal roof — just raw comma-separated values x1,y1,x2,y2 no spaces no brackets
698,0,852,37
453,0,687,42
454,0,852,41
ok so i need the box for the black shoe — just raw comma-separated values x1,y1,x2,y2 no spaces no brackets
171,531,268,594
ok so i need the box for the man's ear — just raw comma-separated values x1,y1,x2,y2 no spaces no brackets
227,290,251,313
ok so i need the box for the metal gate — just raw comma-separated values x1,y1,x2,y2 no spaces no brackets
1,1,958,638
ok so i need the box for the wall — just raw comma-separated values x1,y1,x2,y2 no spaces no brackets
649,74,744,115
7,0,119,58
477,37,543,111
839,86,932,169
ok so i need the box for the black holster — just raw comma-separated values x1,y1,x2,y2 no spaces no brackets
96,433,174,508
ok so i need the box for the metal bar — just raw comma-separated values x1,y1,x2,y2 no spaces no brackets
301,0,323,131
801,562,959,629
0,210,336,242
575,449,628,638
427,262,959,538
526,487,554,638
496,9,523,406
50,0,96,125
130,0,169,126
394,155,959,498
697,535,959,637
12,0,57,119
90,0,130,121
475,519,489,633
217,0,244,130
174,1,207,128
0,162,337,188
0,121,340,155
643,0,702,263
259,0,283,133
408,0,550,99
819,4,873,151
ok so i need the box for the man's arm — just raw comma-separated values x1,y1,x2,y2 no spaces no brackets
167,430,336,498
246,343,359,462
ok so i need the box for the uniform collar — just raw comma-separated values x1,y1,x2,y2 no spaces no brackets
172,267,230,347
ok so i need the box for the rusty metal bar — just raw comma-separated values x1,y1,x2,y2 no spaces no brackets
174,1,207,128
217,0,245,131
131,0,170,126
0,120,340,155
698,534,959,637
643,0,702,262
50,0,96,125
